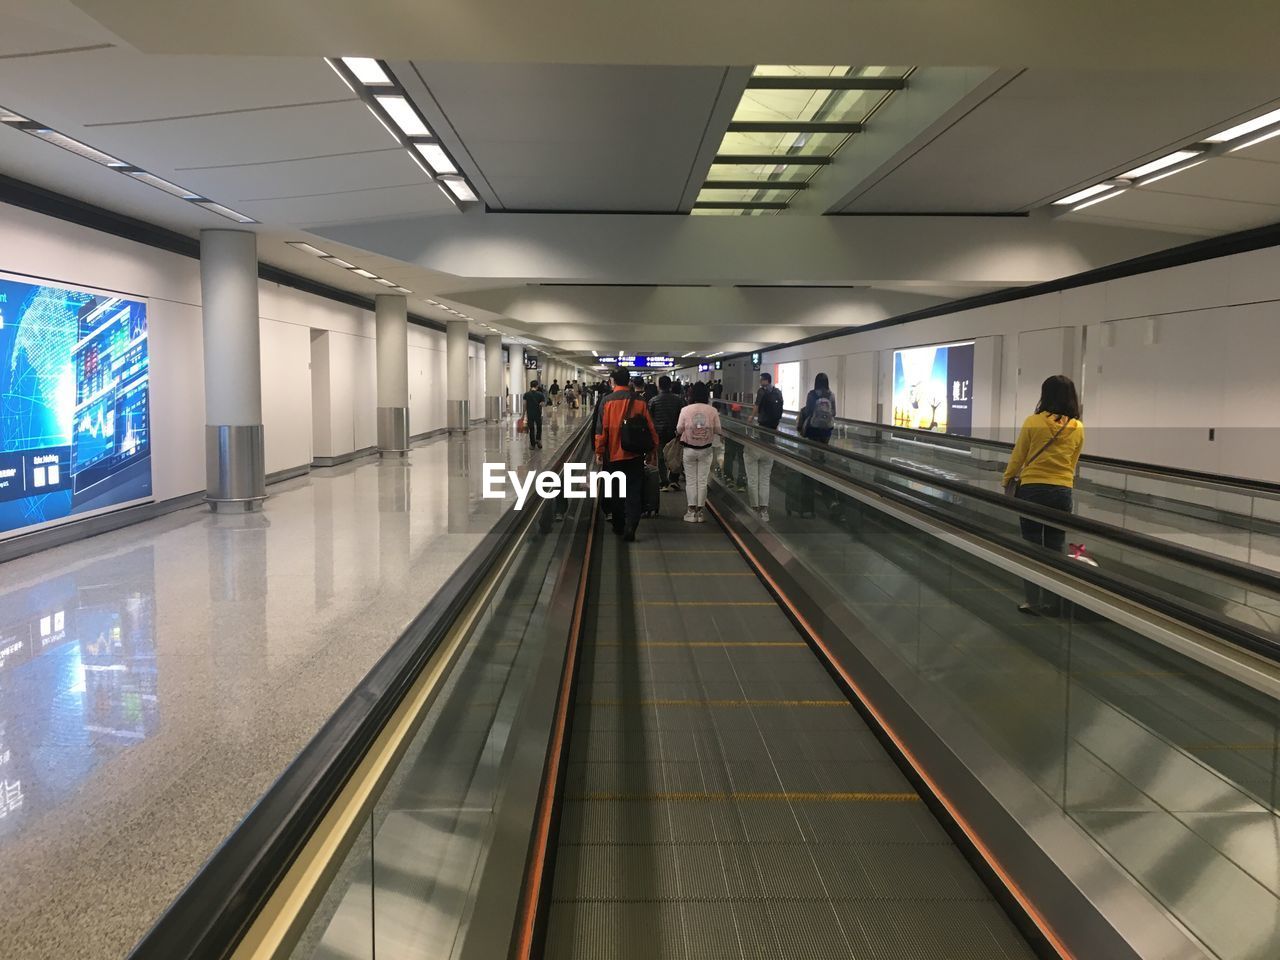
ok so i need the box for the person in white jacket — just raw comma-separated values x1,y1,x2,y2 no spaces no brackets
675,381,722,523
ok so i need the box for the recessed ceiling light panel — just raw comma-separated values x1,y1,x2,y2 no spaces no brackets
1207,106,1280,144
127,170,202,199
1053,183,1114,206
31,129,128,167
441,176,477,202
352,268,378,279
322,257,357,269
1121,150,1203,180
288,241,330,257
341,57,391,85
414,143,457,175
195,201,257,223
375,95,431,137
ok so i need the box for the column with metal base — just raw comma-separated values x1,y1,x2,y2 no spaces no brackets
484,333,503,422
509,344,525,415
447,318,470,433
376,294,410,456
201,229,266,512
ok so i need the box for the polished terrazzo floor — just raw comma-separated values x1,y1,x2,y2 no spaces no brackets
0,408,585,960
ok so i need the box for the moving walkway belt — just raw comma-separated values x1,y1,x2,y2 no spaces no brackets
526,491,1043,960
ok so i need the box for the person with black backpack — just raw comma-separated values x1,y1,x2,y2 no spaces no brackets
595,367,659,542
744,371,784,521
649,375,685,492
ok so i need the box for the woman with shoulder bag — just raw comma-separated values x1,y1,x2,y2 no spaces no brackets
1002,375,1085,616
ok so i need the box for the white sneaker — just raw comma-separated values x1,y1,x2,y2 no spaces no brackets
696,507,707,523
758,507,770,522
683,507,698,523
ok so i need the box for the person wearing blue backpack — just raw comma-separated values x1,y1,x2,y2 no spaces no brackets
795,372,837,517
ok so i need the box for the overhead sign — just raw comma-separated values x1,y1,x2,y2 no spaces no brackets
698,363,711,373
597,355,674,369
751,351,761,370
524,356,538,369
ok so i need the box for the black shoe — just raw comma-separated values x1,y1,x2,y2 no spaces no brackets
1017,602,1040,616
623,525,637,542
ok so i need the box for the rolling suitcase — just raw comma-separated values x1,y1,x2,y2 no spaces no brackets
642,464,661,517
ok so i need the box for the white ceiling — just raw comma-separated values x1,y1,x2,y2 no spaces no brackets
403,62,741,212
65,0,1280,69
2,0,1279,365
837,70,1280,215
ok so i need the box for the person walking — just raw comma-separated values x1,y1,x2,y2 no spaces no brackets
744,371,784,521
649,374,685,492
564,381,577,409
1002,375,1085,616
595,368,660,542
676,381,722,523
522,379,548,449
548,379,561,407
795,372,837,516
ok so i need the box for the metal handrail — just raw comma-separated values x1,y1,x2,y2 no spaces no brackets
719,416,1280,596
713,398,1280,499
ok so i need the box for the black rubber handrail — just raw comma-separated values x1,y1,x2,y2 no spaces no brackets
713,399,1280,498
128,420,594,960
723,425,1280,662
720,418,1280,598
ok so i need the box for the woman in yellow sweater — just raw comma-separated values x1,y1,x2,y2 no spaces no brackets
1002,375,1085,616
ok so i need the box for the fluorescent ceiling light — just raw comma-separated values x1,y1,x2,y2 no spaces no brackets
374,278,397,287
1052,183,1114,206
1231,127,1280,152
441,176,477,202
31,129,128,167
341,57,391,85
127,170,201,199
352,268,378,279
393,286,413,294
375,96,430,137
591,349,598,356
1140,159,1207,185
195,201,256,223
682,351,695,357
322,256,356,269
1206,107,1280,144
288,241,329,257
414,143,457,174
1072,188,1127,211
1121,150,1202,180
0,107,27,123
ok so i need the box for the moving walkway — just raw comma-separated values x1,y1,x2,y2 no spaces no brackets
126,417,1280,960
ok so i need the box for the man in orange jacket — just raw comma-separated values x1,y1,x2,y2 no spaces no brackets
595,367,659,541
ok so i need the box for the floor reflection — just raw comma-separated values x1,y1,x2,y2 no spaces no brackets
0,546,158,839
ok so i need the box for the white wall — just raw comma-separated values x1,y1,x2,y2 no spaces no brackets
766,244,1280,483
0,201,464,535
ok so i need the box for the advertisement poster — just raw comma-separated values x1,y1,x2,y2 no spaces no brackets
891,341,975,436
0,273,151,537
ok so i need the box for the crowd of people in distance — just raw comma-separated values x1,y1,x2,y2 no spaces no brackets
519,362,1087,617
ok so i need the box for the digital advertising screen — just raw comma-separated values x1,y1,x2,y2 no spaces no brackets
0,273,151,538
891,341,975,436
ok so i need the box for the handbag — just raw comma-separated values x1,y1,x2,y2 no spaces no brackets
1004,418,1069,497
663,436,682,472
516,417,527,434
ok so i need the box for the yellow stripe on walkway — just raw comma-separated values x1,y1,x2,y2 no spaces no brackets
590,698,846,708
572,791,920,804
